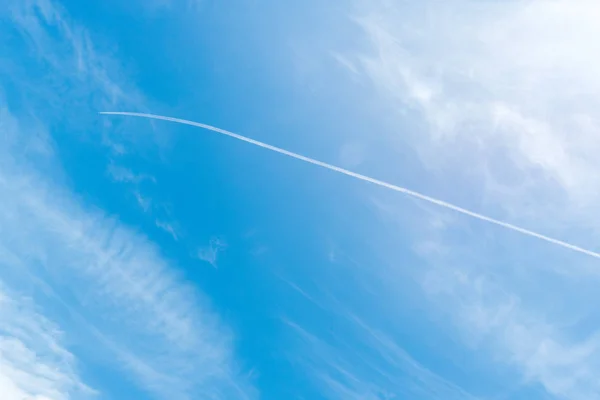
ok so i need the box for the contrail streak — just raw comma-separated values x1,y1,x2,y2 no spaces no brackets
100,111,600,260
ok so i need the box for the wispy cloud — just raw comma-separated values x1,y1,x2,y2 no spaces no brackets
155,219,179,240
0,0,256,397
330,52,360,76
5,0,139,113
0,106,257,398
412,207,600,400
107,164,182,240
284,312,478,400
365,189,600,400
134,190,153,212
107,163,156,184
197,237,227,268
3,0,151,160
353,0,600,224
0,283,95,400
337,1,600,399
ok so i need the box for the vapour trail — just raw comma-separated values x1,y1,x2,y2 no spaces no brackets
100,111,600,260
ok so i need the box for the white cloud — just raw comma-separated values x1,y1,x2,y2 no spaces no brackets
366,192,600,399
419,232,600,400
2,0,151,158
352,0,600,223
330,52,360,76
6,0,135,109
341,1,600,399
0,284,94,400
197,237,227,268
0,106,256,399
284,314,478,400
134,191,153,212
155,219,179,241
0,0,256,397
107,163,156,184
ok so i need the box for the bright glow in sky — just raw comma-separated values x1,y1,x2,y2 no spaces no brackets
2,1,600,399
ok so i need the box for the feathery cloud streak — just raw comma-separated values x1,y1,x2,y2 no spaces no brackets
0,282,94,400
1,0,257,396
0,107,257,399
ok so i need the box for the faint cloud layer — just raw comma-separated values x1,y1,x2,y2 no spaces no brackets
5,0,137,114
0,0,256,398
285,313,479,400
0,284,94,400
0,106,257,399
107,163,156,184
353,0,600,223
197,237,228,268
343,1,600,399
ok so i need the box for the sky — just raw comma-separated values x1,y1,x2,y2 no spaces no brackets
2,0,600,399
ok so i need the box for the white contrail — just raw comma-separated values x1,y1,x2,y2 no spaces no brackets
100,111,600,260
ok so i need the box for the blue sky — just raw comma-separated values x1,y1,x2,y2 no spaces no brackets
2,0,600,399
